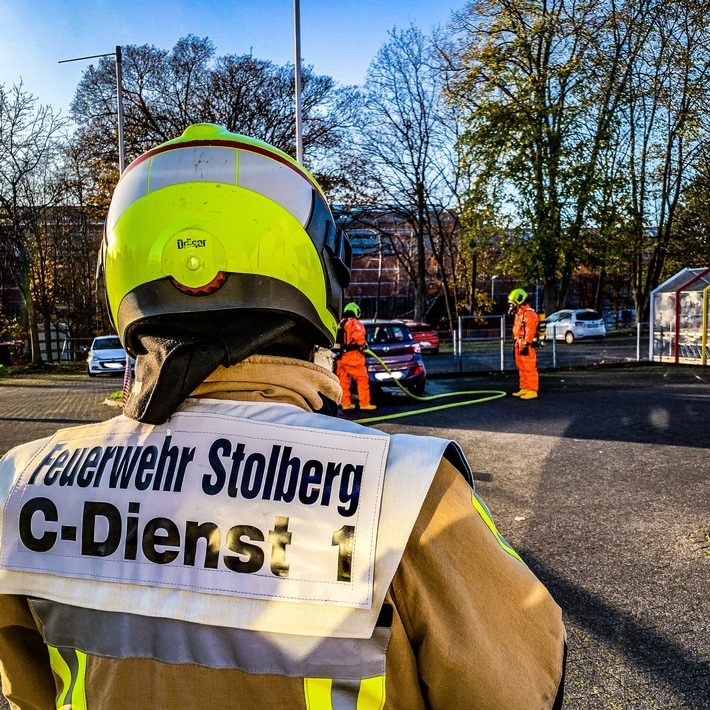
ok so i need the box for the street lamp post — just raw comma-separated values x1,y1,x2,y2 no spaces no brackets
114,46,125,174
59,45,125,174
491,274,499,299
293,0,303,164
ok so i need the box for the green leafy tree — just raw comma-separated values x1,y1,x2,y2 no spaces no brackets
444,0,657,315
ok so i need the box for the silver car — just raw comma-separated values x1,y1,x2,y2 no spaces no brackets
87,335,135,376
542,309,606,344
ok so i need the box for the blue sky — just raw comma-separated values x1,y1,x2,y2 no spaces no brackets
1,0,460,118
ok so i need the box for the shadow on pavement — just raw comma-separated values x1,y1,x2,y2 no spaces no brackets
525,553,710,708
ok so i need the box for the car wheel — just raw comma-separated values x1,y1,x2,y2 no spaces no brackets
87,368,96,377
564,331,575,344
408,381,425,396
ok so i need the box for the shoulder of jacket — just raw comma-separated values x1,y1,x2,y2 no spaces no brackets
1,415,127,472
0,436,53,504
441,441,475,487
1,435,54,465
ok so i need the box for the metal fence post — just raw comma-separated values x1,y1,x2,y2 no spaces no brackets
636,322,641,361
456,315,462,372
457,316,462,359
500,316,505,371
551,325,557,368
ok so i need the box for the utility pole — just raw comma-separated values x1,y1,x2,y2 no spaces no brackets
294,0,303,163
114,46,125,174
59,45,126,174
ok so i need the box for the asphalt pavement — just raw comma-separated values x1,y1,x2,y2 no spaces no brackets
0,365,708,709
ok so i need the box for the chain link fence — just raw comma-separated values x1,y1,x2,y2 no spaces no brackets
425,316,652,375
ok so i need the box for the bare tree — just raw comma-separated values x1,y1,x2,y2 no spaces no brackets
355,25,460,323
54,142,110,341
665,148,710,274
69,36,361,205
623,0,710,320
0,82,64,364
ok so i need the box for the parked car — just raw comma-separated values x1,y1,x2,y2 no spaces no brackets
361,320,427,396
87,335,135,377
542,309,606,344
0,340,27,367
404,322,440,354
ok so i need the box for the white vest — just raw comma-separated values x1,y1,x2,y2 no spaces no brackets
0,399,469,639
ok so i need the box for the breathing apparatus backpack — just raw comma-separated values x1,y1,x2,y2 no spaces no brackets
534,313,546,347
333,317,364,359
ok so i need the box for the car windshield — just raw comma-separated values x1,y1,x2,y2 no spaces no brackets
576,312,601,321
93,337,122,350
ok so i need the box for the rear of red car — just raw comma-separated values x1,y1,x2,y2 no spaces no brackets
405,322,440,354
362,320,427,396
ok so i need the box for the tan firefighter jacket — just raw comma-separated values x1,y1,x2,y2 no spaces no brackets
0,355,566,709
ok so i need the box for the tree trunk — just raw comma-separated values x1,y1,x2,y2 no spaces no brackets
470,249,477,315
43,319,54,363
414,184,427,322
15,265,43,366
27,301,42,366
594,270,607,313
543,281,557,317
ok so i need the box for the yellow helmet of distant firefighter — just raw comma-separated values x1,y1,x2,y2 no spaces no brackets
343,302,361,319
508,288,529,306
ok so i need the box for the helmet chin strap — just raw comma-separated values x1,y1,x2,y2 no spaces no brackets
124,315,301,425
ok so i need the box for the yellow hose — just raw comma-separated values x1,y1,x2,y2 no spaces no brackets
354,348,507,424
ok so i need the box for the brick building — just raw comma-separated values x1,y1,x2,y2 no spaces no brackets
336,205,455,323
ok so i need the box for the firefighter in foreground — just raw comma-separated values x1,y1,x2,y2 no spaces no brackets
0,125,565,709
335,301,376,411
509,288,540,400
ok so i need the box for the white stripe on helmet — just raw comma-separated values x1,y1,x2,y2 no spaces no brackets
106,146,313,238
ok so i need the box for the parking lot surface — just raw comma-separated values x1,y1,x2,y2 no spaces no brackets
0,365,708,708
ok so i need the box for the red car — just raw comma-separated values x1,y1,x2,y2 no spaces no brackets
362,320,427,396
404,322,440,354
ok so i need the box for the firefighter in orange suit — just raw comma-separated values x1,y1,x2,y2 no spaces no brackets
509,288,540,399
335,302,376,411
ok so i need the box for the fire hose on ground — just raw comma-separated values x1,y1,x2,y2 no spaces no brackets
354,348,508,424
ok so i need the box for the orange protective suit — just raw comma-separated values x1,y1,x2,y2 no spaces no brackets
513,303,539,392
336,317,372,408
